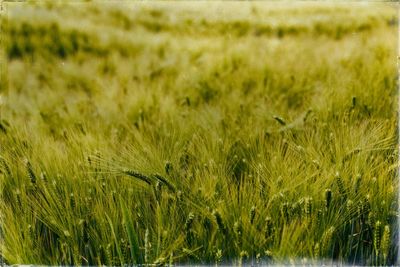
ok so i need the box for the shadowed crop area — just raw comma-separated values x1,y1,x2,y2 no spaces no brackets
0,2,398,266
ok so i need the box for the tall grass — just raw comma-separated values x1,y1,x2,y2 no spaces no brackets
0,2,398,266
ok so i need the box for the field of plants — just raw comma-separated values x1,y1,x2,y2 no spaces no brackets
0,2,398,266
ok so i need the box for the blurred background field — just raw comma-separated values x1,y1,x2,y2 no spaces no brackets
0,2,398,266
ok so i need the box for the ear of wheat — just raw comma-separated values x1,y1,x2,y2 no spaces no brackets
373,221,382,256
25,159,36,184
381,225,390,263
325,189,332,209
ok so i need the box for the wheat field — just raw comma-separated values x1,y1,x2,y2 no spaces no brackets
0,1,398,266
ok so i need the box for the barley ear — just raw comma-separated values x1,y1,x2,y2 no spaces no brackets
324,189,332,209
25,159,36,184
0,156,11,177
381,225,390,262
233,220,243,247
373,220,382,256
184,212,195,245
273,115,286,126
250,206,256,224
321,226,335,255
314,242,320,259
264,217,274,242
144,228,150,264
304,197,312,218
281,202,290,222
213,210,226,235
335,172,346,196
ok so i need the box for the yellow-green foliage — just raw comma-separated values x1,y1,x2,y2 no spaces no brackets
0,2,398,266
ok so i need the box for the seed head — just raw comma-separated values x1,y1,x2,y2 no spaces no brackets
316,209,322,227
123,169,152,185
250,206,256,224
321,226,335,255
70,193,75,208
367,212,375,228
165,161,173,175
273,115,286,126
346,199,353,212
324,189,332,209
215,249,223,265
184,212,195,232
374,221,382,255
213,210,226,235
352,96,357,108
234,220,243,237
381,225,390,261
0,156,11,177
144,228,150,264
335,172,346,196
25,159,36,184
203,216,212,233
314,242,320,258
304,197,312,218
353,173,362,193
265,217,274,240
